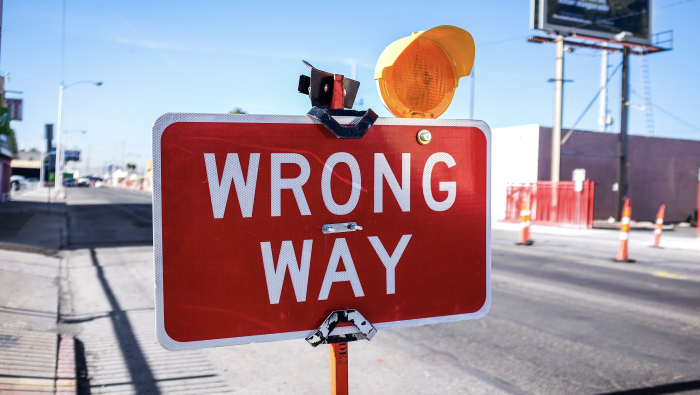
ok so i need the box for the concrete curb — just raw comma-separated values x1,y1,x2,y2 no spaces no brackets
493,221,700,251
0,241,61,257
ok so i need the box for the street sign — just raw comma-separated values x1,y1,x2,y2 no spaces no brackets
5,98,22,121
64,150,80,162
573,168,586,192
52,147,81,162
152,113,491,351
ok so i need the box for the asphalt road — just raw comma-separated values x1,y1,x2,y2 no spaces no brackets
64,187,153,249
58,187,700,395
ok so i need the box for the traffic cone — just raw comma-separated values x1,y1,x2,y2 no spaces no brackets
615,199,634,262
517,202,534,246
650,204,665,247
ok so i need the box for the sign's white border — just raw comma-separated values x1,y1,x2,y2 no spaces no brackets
152,113,491,351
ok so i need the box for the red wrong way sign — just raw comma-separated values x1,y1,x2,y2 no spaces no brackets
153,113,491,351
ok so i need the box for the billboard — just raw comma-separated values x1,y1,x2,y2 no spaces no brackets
5,98,22,121
531,0,652,45
50,147,81,162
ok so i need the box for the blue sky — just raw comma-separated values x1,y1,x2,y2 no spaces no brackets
3,0,699,173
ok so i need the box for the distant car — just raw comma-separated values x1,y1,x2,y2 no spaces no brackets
64,178,76,187
94,180,105,188
10,175,26,191
77,177,90,187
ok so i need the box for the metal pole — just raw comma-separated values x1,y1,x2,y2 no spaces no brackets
55,84,64,195
576,191,581,229
598,45,608,132
0,0,4,69
552,36,564,183
618,48,630,221
552,36,565,221
469,66,475,119
331,342,348,395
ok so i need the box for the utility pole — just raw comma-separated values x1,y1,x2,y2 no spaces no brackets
618,48,630,221
552,36,564,183
0,0,3,68
55,0,67,196
469,66,475,119
551,36,565,220
598,45,608,132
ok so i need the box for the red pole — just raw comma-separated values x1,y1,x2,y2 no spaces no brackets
331,343,348,395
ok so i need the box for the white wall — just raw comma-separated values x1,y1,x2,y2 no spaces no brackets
491,125,540,220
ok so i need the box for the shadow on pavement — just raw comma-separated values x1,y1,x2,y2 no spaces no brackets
88,248,160,394
0,200,66,252
0,199,155,251
66,203,153,249
596,379,700,395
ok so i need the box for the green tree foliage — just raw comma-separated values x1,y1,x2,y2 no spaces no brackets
6,128,17,155
126,163,137,170
229,108,247,114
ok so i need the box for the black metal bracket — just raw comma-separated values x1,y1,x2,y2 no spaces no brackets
307,107,378,139
297,60,360,109
305,309,377,347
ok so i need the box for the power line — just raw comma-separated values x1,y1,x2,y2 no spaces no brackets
658,0,698,9
561,61,623,144
477,36,527,47
632,91,700,132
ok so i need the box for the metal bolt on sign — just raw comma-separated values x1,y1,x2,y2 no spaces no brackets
417,129,432,145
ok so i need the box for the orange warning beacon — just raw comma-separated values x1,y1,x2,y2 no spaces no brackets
374,26,475,119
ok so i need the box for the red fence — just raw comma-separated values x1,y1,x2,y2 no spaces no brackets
505,180,595,228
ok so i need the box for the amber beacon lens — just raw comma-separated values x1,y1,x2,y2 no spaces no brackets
375,26,475,119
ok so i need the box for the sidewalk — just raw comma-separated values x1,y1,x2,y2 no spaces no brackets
493,221,700,251
0,188,66,252
0,188,76,393
0,249,68,393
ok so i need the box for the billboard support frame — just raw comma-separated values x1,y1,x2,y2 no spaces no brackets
529,3,672,220
527,34,671,54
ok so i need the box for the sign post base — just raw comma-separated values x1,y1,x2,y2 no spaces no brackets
306,310,375,395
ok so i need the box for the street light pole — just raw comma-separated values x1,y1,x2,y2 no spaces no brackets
55,83,64,194
53,80,102,196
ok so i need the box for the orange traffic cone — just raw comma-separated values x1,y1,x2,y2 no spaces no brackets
651,205,665,248
517,202,534,246
615,199,635,262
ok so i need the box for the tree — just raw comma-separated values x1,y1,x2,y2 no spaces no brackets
126,163,137,170
6,128,17,155
229,108,247,114
29,147,39,152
